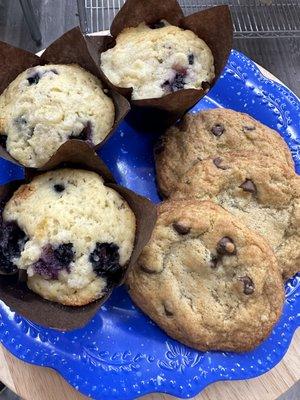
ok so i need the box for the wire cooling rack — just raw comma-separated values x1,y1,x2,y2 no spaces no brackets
77,0,300,38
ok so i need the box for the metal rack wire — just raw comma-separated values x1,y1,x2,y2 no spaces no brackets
77,0,300,38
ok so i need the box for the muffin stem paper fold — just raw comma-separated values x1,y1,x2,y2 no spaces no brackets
89,0,233,128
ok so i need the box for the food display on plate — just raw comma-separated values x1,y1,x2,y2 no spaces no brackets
0,0,299,399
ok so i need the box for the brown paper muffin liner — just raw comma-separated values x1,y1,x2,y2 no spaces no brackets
87,0,233,128
0,142,157,330
0,27,130,168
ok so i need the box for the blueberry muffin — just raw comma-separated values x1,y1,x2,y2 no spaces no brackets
101,21,215,100
171,153,300,280
0,64,115,167
155,108,294,197
127,200,284,352
1,169,136,306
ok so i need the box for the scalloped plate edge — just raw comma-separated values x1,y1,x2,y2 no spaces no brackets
0,49,299,400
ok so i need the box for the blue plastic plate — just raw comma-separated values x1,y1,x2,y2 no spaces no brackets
0,50,299,400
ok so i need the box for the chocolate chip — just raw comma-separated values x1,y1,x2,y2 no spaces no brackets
210,255,219,269
140,265,158,274
211,123,225,137
239,179,257,194
149,20,166,29
163,300,174,316
201,81,210,91
239,276,255,295
27,73,40,85
54,184,65,193
188,54,194,65
173,222,190,235
0,134,7,149
213,157,228,170
217,237,236,255
243,125,256,131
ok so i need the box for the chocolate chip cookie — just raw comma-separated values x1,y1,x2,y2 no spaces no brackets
2,169,136,306
127,200,284,352
171,153,300,279
155,108,294,197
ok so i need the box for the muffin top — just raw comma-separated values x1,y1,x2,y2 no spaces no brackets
2,169,136,306
101,21,215,100
0,64,115,167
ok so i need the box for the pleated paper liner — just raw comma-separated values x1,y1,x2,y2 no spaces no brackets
86,0,233,130
0,27,130,168
0,142,157,330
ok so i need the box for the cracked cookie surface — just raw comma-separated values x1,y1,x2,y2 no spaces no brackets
101,21,214,100
0,64,115,167
3,169,136,306
155,108,294,197
171,153,300,279
127,200,284,352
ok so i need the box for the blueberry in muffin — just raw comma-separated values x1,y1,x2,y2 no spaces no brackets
101,21,215,100
0,64,115,167
2,169,136,306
